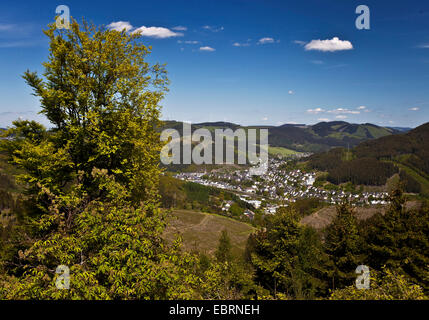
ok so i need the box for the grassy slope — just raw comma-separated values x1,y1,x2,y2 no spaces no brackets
163,209,255,259
301,201,423,230
365,125,393,139
268,146,300,157
300,206,387,230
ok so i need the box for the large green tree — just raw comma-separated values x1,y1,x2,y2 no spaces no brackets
215,229,232,263
0,19,203,299
364,190,429,292
17,18,167,204
324,203,365,290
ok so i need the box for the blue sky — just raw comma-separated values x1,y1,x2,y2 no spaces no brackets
0,0,428,128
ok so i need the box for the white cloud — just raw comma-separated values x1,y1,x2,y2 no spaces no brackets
336,115,348,119
318,118,330,122
294,40,306,46
307,108,325,114
310,60,324,65
262,117,268,121
409,107,420,111
305,37,353,52
107,21,133,32
199,46,215,52
108,21,183,38
307,107,362,116
233,42,250,47
418,44,429,48
327,108,360,114
357,106,371,113
258,37,277,45
202,25,224,32
172,26,187,31
288,90,294,95
132,26,183,38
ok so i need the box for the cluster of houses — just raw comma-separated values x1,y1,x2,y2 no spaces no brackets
174,172,236,190
257,159,389,206
174,157,390,217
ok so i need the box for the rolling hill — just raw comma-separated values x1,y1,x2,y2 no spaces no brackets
307,122,429,196
160,120,404,153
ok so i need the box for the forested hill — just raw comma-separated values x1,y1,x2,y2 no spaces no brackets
354,122,429,163
307,122,429,195
161,120,405,152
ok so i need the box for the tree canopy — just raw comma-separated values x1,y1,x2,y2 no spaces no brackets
0,18,204,299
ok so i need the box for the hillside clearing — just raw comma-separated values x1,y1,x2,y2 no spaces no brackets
301,201,422,230
268,146,300,157
163,209,255,258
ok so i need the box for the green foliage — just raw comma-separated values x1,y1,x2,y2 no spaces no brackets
1,169,202,299
158,175,186,208
161,120,399,155
0,19,204,300
364,190,429,291
291,198,323,217
324,203,365,289
158,176,253,222
1,17,428,301
268,147,300,157
198,260,257,299
246,207,329,299
307,123,429,193
188,232,260,300
399,170,421,193
310,150,399,186
11,18,167,205
229,202,244,217
330,268,427,300
215,229,232,263
183,182,211,205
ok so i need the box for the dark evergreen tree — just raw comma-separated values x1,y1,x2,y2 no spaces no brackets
365,189,429,291
247,207,329,298
324,203,365,290
215,229,232,263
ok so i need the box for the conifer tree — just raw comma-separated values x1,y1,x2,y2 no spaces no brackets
365,189,429,291
324,202,364,290
247,207,329,298
215,229,232,263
